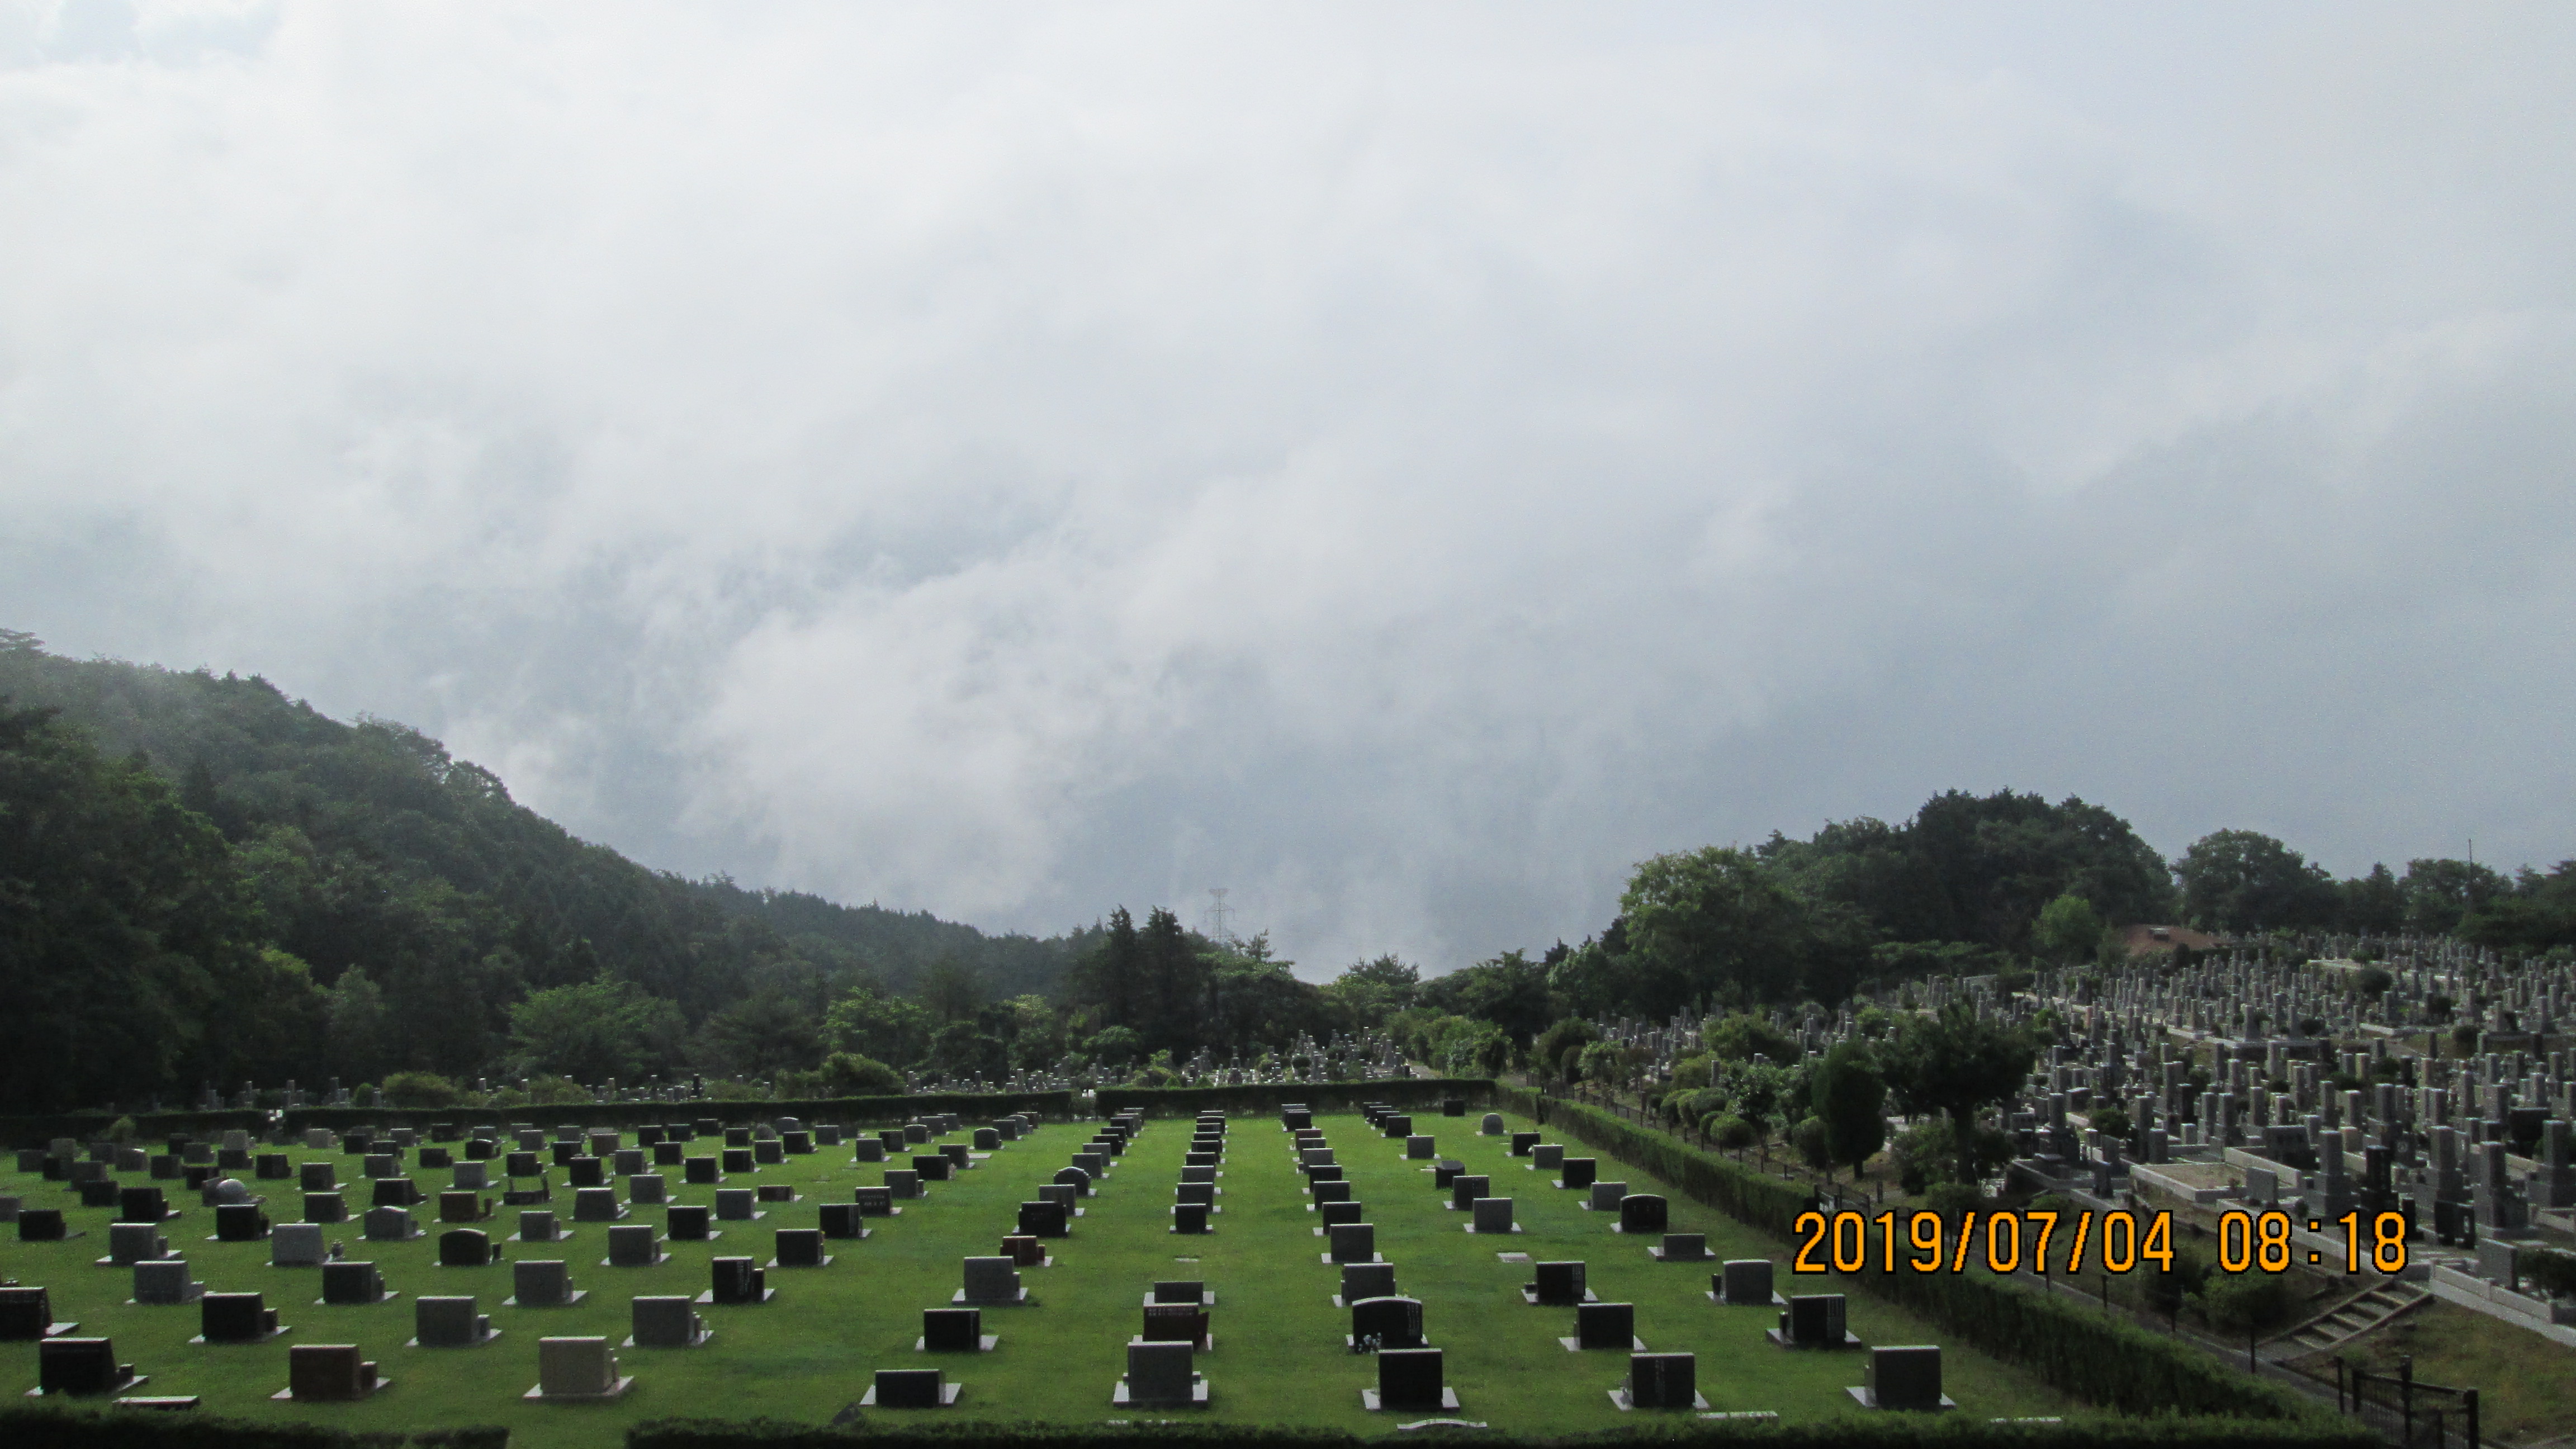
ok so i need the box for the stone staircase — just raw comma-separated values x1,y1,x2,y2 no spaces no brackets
2278,1279,2431,1355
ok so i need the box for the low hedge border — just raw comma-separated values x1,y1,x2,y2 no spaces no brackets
1093,1079,1496,1119
0,1110,271,1152
1499,1089,2327,1424
630,1413,2379,1449
0,1407,505,1449
280,1091,1077,1135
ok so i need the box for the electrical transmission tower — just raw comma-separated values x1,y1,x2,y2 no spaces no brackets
1204,888,1235,946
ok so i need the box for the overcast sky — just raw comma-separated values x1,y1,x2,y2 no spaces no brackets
5,2,2572,977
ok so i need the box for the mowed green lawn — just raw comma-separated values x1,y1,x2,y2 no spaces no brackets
1,1111,2082,1446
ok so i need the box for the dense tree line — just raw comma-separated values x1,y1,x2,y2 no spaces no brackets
0,634,1082,1110
11,629,2568,1112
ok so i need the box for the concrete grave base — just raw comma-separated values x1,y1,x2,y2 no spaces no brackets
26,1374,145,1398
1361,1388,1458,1412
1847,1386,1954,1411
1612,1389,1710,1410
858,1382,959,1407
524,1377,632,1401
1113,1376,1209,1407
405,1327,501,1347
272,1378,390,1401
1767,1329,1864,1349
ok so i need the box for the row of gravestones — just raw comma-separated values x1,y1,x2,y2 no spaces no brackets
5,1105,1952,1414
0,1111,1045,1406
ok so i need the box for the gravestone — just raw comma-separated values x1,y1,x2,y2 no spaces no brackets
531,1335,630,1399
1349,1294,1426,1349
106,1223,172,1266
1855,1345,1950,1410
1451,1175,1491,1211
920,1306,990,1352
703,1256,770,1305
1480,1114,1505,1135
629,1295,708,1348
437,1228,500,1266
715,1188,761,1221
321,1260,389,1305
132,1260,205,1305
509,1259,580,1308
607,1223,665,1267
411,1295,494,1347
1019,1200,1069,1237
363,1206,419,1241
1338,1262,1396,1304
868,1367,954,1408
959,1256,1023,1304
1617,1195,1668,1234
0,1285,70,1341
1653,1233,1708,1262
1588,1180,1627,1210
1327,1222,1376,1263
773,1228,828,1268
1471,1197,1517,1234
1568,1300,1639,1351
197,1291,284,1343
1527,1260,1589,1305
37,1337,139,1396
272,1223,325,1267
1716,1259,1779,1305
1367,1347,1455,1411
1119,1339,1205,1407
1772,1294,1859,1349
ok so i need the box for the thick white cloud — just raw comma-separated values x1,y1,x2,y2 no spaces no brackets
4,1,2572,973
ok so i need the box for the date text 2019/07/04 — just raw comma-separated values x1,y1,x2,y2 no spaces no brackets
1791,1208,2412,1276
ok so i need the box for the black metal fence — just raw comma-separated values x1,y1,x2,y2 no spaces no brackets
2345,1356,2479,1448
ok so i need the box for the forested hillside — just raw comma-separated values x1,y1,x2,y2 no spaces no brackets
8,627,2565,1116
0,632,1080,1110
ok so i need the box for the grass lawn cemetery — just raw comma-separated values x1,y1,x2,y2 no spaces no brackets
0,1097,2114,1446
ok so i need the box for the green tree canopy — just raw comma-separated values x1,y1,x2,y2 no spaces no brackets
2031,893,2106,964
1880,1003,2036,1186
2174,830,2338,932
0,701,301,1110
1810,1041,1888,1180
506,978,684,1085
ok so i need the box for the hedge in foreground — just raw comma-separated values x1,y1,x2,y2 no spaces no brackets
631,1414,2380,1449
1499,1090,2326,1424
0,1407,505,1449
